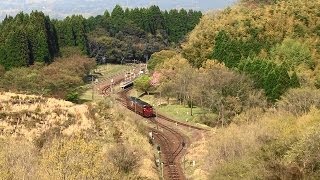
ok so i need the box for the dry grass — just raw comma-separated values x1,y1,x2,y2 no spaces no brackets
0,92,158,179
185,106,320,179
0,92,93,141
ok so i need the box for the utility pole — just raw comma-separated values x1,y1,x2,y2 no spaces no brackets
182,141,186,172
111,78,114,93
91,72,94,101
135,91,137,113
161,162,164,179
190,94,193,116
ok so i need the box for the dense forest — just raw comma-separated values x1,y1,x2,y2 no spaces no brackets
0,11,59,70
86,5,202,63
0,5,202,69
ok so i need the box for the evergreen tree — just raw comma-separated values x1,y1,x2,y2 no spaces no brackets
5,28,30,68
0,11,59,69
239,57,296,101
111,5,125,33
55,15,89,54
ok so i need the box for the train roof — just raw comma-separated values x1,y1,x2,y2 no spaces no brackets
128,96,152,107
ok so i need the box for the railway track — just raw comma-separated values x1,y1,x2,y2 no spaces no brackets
116,89,190,180
98,76,207,180
150,118,187,180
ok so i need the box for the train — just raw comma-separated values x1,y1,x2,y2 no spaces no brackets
126,96,154,117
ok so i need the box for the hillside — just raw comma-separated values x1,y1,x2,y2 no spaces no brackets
146,0,320,179
182,0,320,100
0,92,157,179
0,5,202,70
183,0,320,68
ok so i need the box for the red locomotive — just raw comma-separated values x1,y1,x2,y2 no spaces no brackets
126,96,154,117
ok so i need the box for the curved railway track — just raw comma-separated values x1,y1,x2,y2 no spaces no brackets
99,77,207,180
150,118,187,180
117,89,189,180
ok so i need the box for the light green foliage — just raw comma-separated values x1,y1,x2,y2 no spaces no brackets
147,50,178,71
270,38,314,69
188,108,320,179
240,0,281,5
238,57,298,101
155,58,267,126
185,92,320,179
196,61,267,126
134,75,153,93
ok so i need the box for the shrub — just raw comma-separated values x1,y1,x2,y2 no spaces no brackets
148,50,178,71
277,88,320,116
65,91,79,103
270,38,314,70
40,138,107,179
134,75,153,93
0,65,5,77
108,145,140,174
284,125,320,177
0,55,95,99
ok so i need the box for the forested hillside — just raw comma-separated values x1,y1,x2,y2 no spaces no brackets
182,0,320,100
0,5,201,70
146,0,320,179
148,0,320,126
87,5,202,63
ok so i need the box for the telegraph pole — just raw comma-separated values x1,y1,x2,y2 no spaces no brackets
91,72,94,101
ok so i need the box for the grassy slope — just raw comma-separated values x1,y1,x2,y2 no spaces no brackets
0,92,158,179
